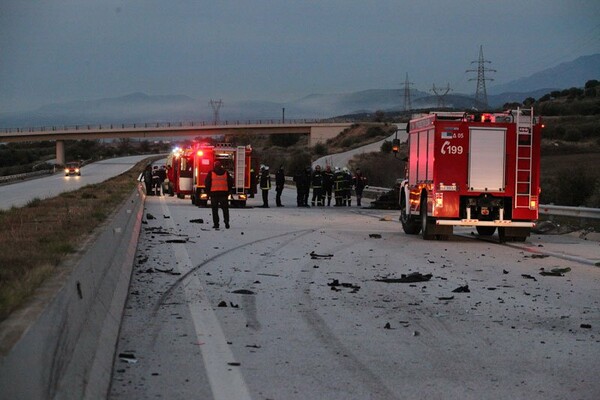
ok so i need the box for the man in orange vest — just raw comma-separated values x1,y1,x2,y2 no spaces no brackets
204,161,234,229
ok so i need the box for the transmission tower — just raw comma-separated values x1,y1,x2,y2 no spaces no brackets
209,99,223,125
466,45,496,109
400,73,414,111
431,83,452,108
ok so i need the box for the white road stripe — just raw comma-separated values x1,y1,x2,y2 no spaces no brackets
160,199,253,400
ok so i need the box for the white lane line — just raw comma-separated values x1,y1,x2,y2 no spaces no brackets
160,200,252,400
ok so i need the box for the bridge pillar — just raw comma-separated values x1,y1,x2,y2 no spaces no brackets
56,140,65,166
309,124,352,147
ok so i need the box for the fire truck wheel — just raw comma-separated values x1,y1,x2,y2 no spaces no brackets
420,199,435,240
400,193,420,234
476,226,496,236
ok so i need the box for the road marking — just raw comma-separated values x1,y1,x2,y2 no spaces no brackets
160,200,252,400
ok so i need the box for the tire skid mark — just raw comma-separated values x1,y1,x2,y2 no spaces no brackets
295,240,401,400
153,228,315,314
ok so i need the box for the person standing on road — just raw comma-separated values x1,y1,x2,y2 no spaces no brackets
353,168,368,207
323,165,334,206
205,161,234,230
275,165,285,207
311,165,324,206
343,167,353,206
333,167,345,206
143,164,153,196
259,165,271,208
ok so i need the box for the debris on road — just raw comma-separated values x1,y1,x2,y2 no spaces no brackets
189,218,204,224
232,289,255,295
580,324,592,329
327,279,360,292
369,234,382,239
540,267,571,277
438,296,454,301
218,301,228,307
146,213,155,220
118,353,138,364
384,322,391,329
155,267,181,276
452,285,470,293
165,239,188,243
310,251,333,259
521,274,537,281
375,272,432,283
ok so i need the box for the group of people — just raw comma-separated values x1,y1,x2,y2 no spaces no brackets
145,162,367,231
142,164,167,196
255,164,367,208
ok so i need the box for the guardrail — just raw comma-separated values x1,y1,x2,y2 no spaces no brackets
362,185,600,220
539,204,600,220
0,169,53,184
1,118,356,134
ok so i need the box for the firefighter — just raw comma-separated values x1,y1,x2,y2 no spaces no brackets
259,165,271,208
275,165,285,207
152,166,161,195
342,167,353,206
311,165,324,206
323,165,334,206
249,168,257,198
333,167,345,206
204,161,234,230
353,167,368,207
293,166,310,207
143,164,153,195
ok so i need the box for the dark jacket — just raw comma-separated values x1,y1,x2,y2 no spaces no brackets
275,168,285,189
260,169,271,190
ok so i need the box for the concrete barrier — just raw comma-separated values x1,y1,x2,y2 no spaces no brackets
0,186,145,400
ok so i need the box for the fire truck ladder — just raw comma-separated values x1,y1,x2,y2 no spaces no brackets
514,108,534,209
234,146,246,194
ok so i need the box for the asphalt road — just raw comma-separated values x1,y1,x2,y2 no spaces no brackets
109,190,600,400
0,155,151,210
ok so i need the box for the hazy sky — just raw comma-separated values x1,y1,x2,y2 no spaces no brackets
1,0,599,112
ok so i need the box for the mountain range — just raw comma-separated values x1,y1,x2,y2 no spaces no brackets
1,54,598,128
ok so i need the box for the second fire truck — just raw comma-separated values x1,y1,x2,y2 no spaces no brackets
190,143,252,208
396,108,542,242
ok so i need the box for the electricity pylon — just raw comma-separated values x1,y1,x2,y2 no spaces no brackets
431,83,452,108
209,99,223,125
466,45,495,109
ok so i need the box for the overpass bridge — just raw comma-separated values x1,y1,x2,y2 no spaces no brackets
0,120,356,165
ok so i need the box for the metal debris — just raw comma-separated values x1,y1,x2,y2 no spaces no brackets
452,285,470,293
310,251,333,259
376,272,432,283
540,267,571,277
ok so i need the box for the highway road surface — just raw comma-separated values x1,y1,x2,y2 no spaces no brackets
109,190,600,400
0,155,151,210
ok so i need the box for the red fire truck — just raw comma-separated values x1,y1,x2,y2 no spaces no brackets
397,108,542,242
191,143,252,207
166,146,194,198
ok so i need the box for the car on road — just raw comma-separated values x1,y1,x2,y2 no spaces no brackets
64,162,81,176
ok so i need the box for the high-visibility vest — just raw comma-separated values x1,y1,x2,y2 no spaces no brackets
211,172,229,192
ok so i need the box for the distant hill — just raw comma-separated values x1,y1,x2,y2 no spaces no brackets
489,54,600,94
0,54,597,128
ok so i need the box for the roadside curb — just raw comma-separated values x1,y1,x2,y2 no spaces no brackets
0,186,145,400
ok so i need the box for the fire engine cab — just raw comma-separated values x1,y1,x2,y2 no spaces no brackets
191,143,252,208
397,108,542,242
166,146,194,198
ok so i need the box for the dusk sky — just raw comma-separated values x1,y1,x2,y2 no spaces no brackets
1,1,599,112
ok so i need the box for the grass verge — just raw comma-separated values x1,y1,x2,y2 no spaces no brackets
0,158,153,322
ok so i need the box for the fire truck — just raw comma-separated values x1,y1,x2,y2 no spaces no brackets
166,146,194,198
190,143,252,207
397,108,542,242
